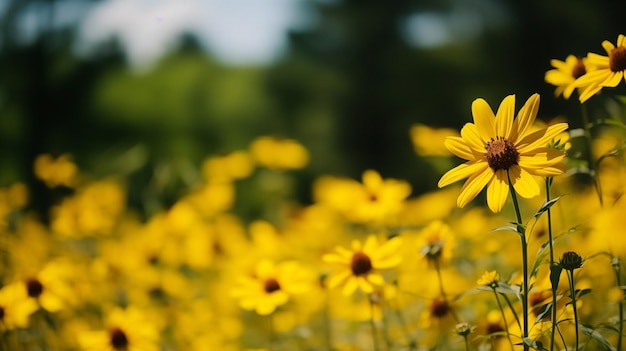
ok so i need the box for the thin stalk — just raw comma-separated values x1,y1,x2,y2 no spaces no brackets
581,103,603,206
434,258,459,322
464,335,470,351
613,258,623,351
545,177,558,351
267,313,276,350
392,300,417,350
507,169,529,351
567,270,579,350
502,293,522,331
369,296,381,351
493,288,515,351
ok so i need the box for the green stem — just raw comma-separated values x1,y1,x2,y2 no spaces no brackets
567,269,579,350
545,178,558,351
493,288,515,351
392,297,417,350
507,169,529,351
502,293,522,331
464,335,470,351
581,103,603,207
613,258,623,351
369,296,380,351
434,258,459,322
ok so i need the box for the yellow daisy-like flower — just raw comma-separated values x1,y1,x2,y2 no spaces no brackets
477,270,500,287
544,55,588,99
438,94,568,213
323,235,402,296
576,34,626,103
231,260,313,315
78,306,160,351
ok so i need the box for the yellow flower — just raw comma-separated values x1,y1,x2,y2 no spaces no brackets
544,55,589,99
323,235,402,296
0,282,38,330
314,170,411,224
231,260,314,315
249,136,309,170
438,94,568,213
576,34,626,103
409,123,457,156
201,150,254,182
477,270,500,287
33,153,79,188
78,306,160,351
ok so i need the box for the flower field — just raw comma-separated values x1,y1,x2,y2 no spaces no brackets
2,34,626,351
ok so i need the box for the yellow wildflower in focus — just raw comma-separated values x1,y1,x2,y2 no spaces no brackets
409,123,457,156
576,34,626,103
323,234,402,296
78,306,160,351
231,260,314,315
477,270,500,287
438,94,568,213
545,55,589,99
249,136,309,170
202,150,254,182
0,282,38,330
34,153,79,188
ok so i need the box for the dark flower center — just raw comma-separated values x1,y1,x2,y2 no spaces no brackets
430,298,450,318
610,46,626,72
485,137,520,171
109,327,129,350
572,58,587,78
26,278,44,298
351,251,373,276
264,278,281,293
0,306,5,321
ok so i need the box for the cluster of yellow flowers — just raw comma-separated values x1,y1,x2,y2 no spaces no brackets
1,35,626,351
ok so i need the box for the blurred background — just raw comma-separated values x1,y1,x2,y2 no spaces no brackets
1,0,624,220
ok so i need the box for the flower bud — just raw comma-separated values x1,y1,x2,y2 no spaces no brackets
560,251,583,270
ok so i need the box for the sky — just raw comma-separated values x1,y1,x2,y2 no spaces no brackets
77,0,308,69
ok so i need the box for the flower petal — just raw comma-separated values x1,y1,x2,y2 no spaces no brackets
517,123,569,153
509,165,540,199
438,161,489,188
512,94,540,142
495,94,515,138
460,123,488,153
487,170,509,213
604,72,624,87
457,167,493,208
444,136,475,160
471,98,496,142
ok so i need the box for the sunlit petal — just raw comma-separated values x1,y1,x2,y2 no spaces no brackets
510,166,540,198
471,98,496,141
457,167,493,208
495,94,515,137
438,161,489,188
486,170,509,213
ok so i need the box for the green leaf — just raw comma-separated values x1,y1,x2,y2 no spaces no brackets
523,337,548,351
576,288,592,299
533,302,552,325
580,324,617,351
490,225,518,233
534,196,561,218
495,282,521,298
550,264,563,293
